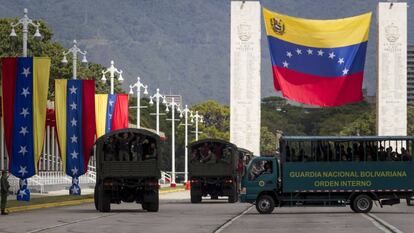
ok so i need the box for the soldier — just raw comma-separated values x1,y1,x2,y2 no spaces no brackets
1,170,10,215
117,133,131,161
131,136,144,161
104,136,117,161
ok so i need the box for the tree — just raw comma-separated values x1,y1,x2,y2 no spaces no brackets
260,126,277,155
189,100,230,141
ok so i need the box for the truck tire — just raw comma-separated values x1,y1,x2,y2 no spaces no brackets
144,190,159,212
191,193,202,203
228,190,238,203
94,185,99,211
407,196,414,206
256,195,275,214
352,194,373,213
99,188,111,212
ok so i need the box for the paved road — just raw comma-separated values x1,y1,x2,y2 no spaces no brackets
1,191,413,233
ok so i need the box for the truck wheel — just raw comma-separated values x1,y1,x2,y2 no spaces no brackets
256,195,275,214
145,191,159,212
99,188,111,212
352,194,373,213
94,185,99,211
228,191,238,203
191,193,202,203
407,196,414,206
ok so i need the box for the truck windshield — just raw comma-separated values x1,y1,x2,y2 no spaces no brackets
102,132,158,162
281,137,413,162
248,160,273,180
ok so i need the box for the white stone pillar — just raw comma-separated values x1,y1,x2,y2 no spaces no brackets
230,0,261,155
377,2,407,137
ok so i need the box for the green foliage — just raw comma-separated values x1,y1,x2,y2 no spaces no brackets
189,100,230,141
260,126,277,155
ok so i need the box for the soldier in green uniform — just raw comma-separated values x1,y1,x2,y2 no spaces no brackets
1,170,10,215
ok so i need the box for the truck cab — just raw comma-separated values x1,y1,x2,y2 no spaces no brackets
240,156,278,204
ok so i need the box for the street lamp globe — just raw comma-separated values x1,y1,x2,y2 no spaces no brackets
81,54,88,64
34,26,42,39
101,74,107,83
10,27,17,37
61,55,68,65
118,73,124,83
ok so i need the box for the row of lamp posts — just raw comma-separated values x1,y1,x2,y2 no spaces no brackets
9,8,204,187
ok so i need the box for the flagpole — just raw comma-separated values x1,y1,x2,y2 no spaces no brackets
10,8,42,57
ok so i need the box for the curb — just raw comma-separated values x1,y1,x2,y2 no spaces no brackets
7,188,187,213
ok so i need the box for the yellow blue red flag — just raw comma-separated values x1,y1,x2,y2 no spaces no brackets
263,8,371,106
1,57,50,201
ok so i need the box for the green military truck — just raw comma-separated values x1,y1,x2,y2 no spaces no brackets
189,139,240,203
240,136,414,214
94,128,161,212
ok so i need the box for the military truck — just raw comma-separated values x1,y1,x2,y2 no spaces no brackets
94,128,161,212
240,136,414,214
189,139,240,203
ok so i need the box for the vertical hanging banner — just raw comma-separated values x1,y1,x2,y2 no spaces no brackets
1,57,50,201
94,94,108,138
55,79,96,195
263,8,371,106
112,94,129,131
95,93,129,138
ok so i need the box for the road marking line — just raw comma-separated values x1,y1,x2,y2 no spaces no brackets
362,213,404,233
213,205,254,233
26,214,117,233
362,214,392,233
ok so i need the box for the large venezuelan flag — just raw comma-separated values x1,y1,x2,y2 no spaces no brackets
55,80,96,178
263,8,371,107
94,94,128,138
1,57,50,179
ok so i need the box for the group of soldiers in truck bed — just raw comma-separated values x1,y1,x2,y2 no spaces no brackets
103,132,157,162
286,141,412,162
190,142,233,164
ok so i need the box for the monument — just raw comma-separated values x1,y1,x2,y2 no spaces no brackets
230,0,261,155
377,2,407,137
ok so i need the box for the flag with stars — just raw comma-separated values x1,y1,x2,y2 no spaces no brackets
263,8,372,107
1,57,50,180
94,94,129,138
55,79,96,189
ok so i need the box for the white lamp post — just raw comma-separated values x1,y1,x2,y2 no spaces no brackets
165,97,180,187
179,105,192,183
149,88,167,135
129,77,148,129
61,40,88,80
101,60,123,95
10,8,42,57
191,111,204,141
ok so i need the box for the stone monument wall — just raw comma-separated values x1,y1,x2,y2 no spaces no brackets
230,0,261,155
377,2,407,136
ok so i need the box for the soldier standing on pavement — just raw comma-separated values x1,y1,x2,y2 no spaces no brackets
1,170,10,215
